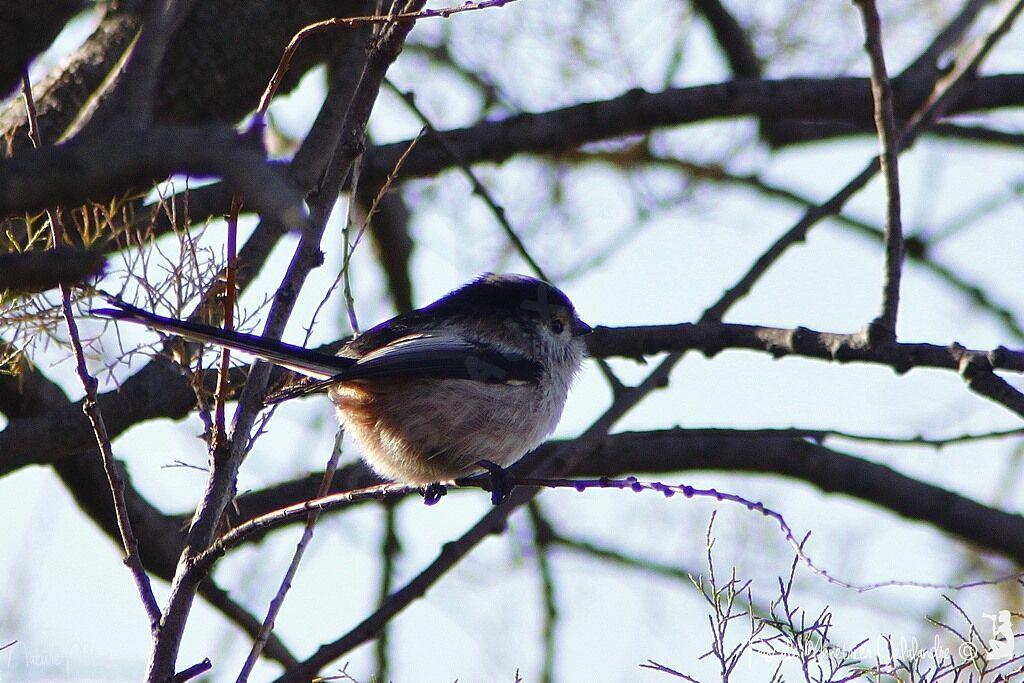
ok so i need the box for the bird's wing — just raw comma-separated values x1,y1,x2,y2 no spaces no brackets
96,299,542,406
341,333,543,384
264,333,542,404
93,297,354,379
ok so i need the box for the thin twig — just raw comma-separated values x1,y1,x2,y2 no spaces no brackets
670,425,1024,449
21,71,161,630
197,581,299,668
640,659,701,682
169,658,213,683
385,79,548,279
341,158,362,334
235,429,346,682
374,501,401,681
213,194,242,448
507,476,1024,593
526,501,559,683
336,127,424,334
257,0,519,116
305,129,425,341
192,483,412,571
854,0,904,342
900,0,992,81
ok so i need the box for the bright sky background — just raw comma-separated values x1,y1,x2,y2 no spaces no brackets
2,2,1024,681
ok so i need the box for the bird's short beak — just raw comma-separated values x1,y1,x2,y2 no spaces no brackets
572,318,593,337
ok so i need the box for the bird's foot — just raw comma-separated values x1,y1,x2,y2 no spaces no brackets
421,482,448,505
475,459,514,505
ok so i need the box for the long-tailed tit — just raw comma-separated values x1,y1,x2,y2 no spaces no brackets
96,274,591,499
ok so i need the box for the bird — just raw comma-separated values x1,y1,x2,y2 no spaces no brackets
95,273,591,501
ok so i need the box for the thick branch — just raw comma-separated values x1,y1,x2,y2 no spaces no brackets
0,248,105,291
587,323,1024,373
83,0,199,127
131,73,1024,223
0,1,367,155
0,125,307,231
0,1,86,100
591,324,1024,418
579,429,1024,562
4,322,1023,476
361,74,1024,186
1,4,143,157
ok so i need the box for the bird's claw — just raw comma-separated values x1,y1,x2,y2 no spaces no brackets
475,459,514,505
421,482,448,505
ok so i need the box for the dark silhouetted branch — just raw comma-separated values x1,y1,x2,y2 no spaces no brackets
0,248,105,292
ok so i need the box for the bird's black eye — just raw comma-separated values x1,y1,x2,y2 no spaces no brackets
550,319,564,334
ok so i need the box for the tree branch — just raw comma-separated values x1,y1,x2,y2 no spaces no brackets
0,248,105,291
83,0,198,128
586,322,1024,373
900,0,994,82
361,74,1024,187
4,320,1024,477
690,0,760,78
1,3,143,156
855,0,905,342
159,426,1024,570
0,125,308,232
0,0,86,100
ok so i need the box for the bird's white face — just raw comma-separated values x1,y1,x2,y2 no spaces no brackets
531,303,589,391
541,305,575,341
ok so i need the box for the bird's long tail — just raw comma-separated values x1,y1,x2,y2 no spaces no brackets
93,296,354,379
